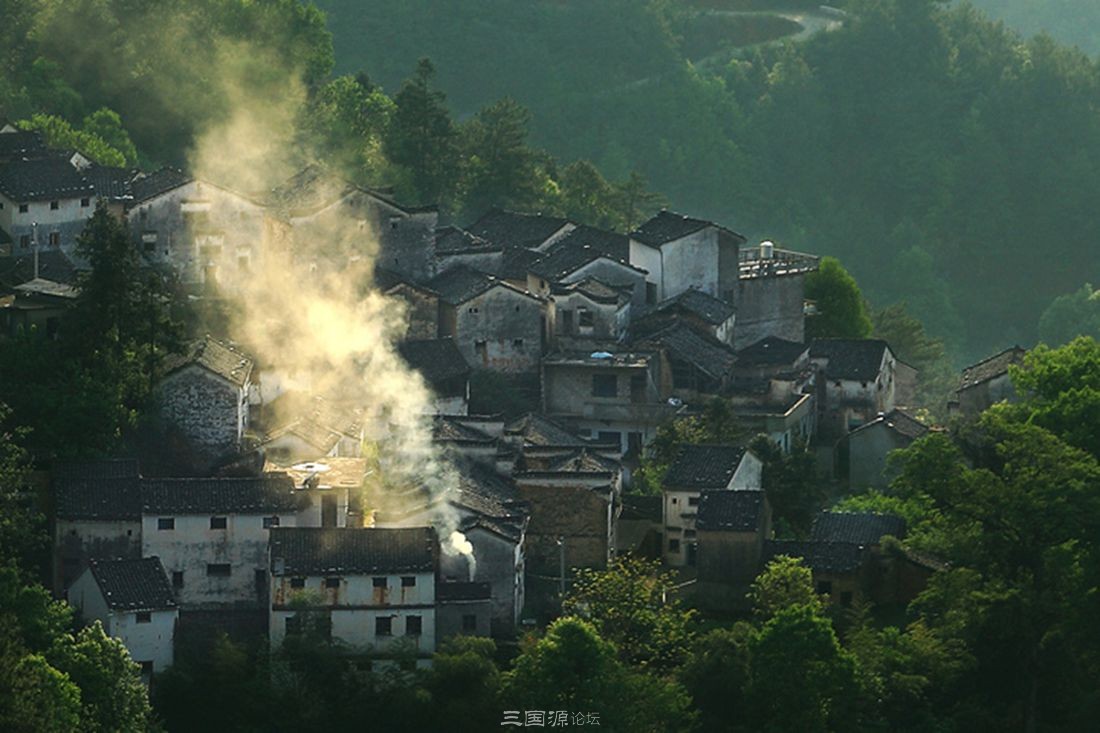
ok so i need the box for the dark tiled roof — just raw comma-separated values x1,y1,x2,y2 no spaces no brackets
497,246,544,281
631,210,745,248
454,461,525,517
529,243,641,282
433,416,495,445
375,267,438,295
55,475,142,520
554,276,627,305
435,226,497,254
398,338,470,386
504,413,586,447
53,459,140,479
0,130,47,160
851,409,928,441
85,164,136,201
696,489,765,532
549,225,630,261
663,444,747,490
0,250,79,287
265,164,354,213
161,336,254,387
437,581,491,601
270,527,436,575
650,289,734,325
129,167,191,204
88,557,176,611
426,265,502,305
545,449,621,474
764,539,866,574
810,339,891,381
636,322,736,381
959,346,1027,391
0,157,95,202
810,512,906,545
736,337,809,367
461,513,525,543
465,208,572,249
142,474,302,514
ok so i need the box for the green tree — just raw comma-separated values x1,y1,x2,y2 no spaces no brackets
748,435,822,537
636,398,744,494
5,654,83,733
1038,283,1100,346
385,58,460,206
749,555,823,620
80,108,138,167
303,73,395,183
17,113,129,167
424,636,501,731
805,257,873,340
872,302,955,416
460,97,550,217
0,406,44,577
679,624,753,733
562,556,695,673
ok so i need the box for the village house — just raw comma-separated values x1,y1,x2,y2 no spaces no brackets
541,349,681,455
398,338,471,415
432,225,505,278
661,444,764,568
734,241,818,348
376,268,440,340
156,335,254,460
432,416,499,466
550,277,632,345
502,412,598,465
0,125,47,163
633,321,738,402
809,338,900,442
259,395,364,463
730,336,816,452
270,457,363,529
950,345,1028,418
436,581,493,642
0,275,78,338
762,539,867,607
465,208,575,253
806,510,909,605
0,153,97,256
635,287,736,346
629,211,745,305
67,557,178,680
695,489,772,607
845,409,929,489
268,527,438,664
428,265,549,373
615,494,663,558
141,474,308,609
526,241,648,308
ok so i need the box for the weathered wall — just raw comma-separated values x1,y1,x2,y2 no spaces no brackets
517,484,611,572
157,366,245,454
735,273,806,349
697,531,763,586
848,424,911,490
436,598,492,642
55,519,142,594
386,283,439,340
661,229,719,300
563,260,647,308
0,192,96,256
453,287,545,373
553,292,621,341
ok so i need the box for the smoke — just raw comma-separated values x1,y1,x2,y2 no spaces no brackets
177,19,473,573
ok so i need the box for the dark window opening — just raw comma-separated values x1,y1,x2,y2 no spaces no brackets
136,611,151,623
290,577,306,589
688,496,700,507
80,197,90,207
49,200,59,210
375,617,393,636
207,563,231,577
592,374,617,398
462,614,477,632
373,577,387,588
210,516,227,529
140,661,153,676
646,282,657,304
18,204,28,213
597,431,620,447
578,309,594,328
19,235,30,248
512,338,524,348
172,571,183,589
324,577,340,589
157,518,175,530
669,539,681,553
143,240,155,253
406,615,422,636
630,374,646,402
48,231,60,247
401,576,416,587
321,494,337,528
263,516,280,529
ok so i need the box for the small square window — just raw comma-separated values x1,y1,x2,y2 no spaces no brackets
375,616,392,636
290,577,306,589
207,563,231,577
591,374,617,398
669,539,681,552
49,200,59,210
210,516,227,529
263,516,280,529
80,197,90,207
462,614,477,632
325,577,340,589
18,204,28,213
172,571,183,589
143,240,155,253
512,338,524,348
373,577,387,588
401,576,416,587
688,496,699,507
157,518,175,530
406,615,422,636
136,611,151,623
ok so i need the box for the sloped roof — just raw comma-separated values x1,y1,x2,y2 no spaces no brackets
504,413,587,447
650,288,734,325
849,409,928,441
433,416,495,445
810,512,906,545
427,265,538,305
55,474,143,521
636,322,737,381
87,557,176,612
736,336,809,367
465,208,573,249
553,276,627,305
161,336,254,387
810,339,891,381
529,243,642,282
497,246,544,281
85,164,136,201
631,210,745,248
0,156,95,202
270,527,436,575
548,225,630,261
129,167,191,204
53,458,141,480
959,346,1027,391
697,489,766,531
0,249,79,288
763,539,866,573
545,449,621,474
398,338,470,386
0,130,47,160
435,226,497,254
265,164,355,213
142,474,303,514
663,444,747,490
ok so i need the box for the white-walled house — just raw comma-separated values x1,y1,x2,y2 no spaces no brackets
67,557,178,680
0,154,97,257
661,445,764,568
269,527,438,664
809,339,899,441
629,211,745,305
141,475,308,608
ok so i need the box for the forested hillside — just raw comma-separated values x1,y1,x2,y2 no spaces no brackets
318,0,1100,362
967,0,1100,54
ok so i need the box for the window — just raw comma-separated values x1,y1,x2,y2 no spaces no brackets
80,197,90,207
210,516,227,529
405,615,422,636
263,516,280,529
597,431,620,446
669,539,681,553
172,571,183,589
49,200,59,210
578,309,594,328
373,577,387,588
630,374,646,402
462,614,478,632
512,338,524,348
646,282,657,304
684,529,696,538
591,374,617,398
467,306,479,314
18,204,28,213
157,518,175,530
688,496,700,507
136,611,151,624
671,497,678,505
375,616,393,636
816,580,832,595
143,240,155,254
290,577,306,589
401,576,416,588
48,231,59,247
324,577,340,589
207,563,231,577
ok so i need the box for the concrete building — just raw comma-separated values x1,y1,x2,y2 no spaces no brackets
629,211,745,304
398,338,471,415
845,409,929,489
0,154,97,257
661,445,763,567
731,336,817,452
67,557,178,679
429,265,549,373
735,242,818,348
951,346,1027,418
269,527,438,663
156,336,254,458
141,474,308,608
